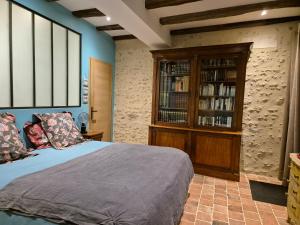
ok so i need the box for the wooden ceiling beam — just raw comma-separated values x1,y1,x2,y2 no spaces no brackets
96,24,124,31
170,16,300,35
160,0,300,25
113,35,136,41
72,8,105,18
145,0,202,9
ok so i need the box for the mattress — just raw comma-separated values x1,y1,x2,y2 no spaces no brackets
0,141,112,225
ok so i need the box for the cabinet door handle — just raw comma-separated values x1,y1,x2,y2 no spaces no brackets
293,190,298,195
294,175,299,179
292,205,297,210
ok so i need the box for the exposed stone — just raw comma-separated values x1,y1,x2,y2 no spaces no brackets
114,22,297,177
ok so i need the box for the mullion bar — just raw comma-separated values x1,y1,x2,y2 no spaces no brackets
32,13,36,107
51,22,54,107
66,30,69,106
9,1,13,107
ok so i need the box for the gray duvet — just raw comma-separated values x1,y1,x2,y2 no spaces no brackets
0,143,194,225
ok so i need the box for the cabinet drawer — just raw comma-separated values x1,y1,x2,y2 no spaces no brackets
287,195,300,225
291,162,300,185
289,179,300,203
287,196,299,222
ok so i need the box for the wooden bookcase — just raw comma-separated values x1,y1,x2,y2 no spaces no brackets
149,43,252,181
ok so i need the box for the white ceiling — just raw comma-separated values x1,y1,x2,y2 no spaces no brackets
56,0,300,48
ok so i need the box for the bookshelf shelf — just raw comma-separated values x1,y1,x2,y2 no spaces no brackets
149,43,252,181
198,110,234,114
201,81,236,84
201,65,237,69
161,107,187,111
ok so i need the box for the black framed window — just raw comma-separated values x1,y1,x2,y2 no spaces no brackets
0,0,82,109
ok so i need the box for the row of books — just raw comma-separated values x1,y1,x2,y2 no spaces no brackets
159,110,187,123
160,61,191,76
159,93,188,109
200,84,236,97
201,70,237,82
198,116,232,128
160,76,189,92
199,97,234,111
201,58,236,67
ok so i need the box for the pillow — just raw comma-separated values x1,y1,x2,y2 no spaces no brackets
24,122,51,150
0,113,29,163
35,113,84,149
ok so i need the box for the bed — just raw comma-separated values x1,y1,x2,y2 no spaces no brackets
0,141,194,225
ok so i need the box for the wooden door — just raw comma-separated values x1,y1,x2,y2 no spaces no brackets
192,131,241,180
89,58,112,141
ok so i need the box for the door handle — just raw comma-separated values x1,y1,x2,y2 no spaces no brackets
91,107,98,122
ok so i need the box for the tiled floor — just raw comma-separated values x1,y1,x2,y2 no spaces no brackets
180,173,288,225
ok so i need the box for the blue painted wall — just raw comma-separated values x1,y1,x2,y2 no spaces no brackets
0,0,115,140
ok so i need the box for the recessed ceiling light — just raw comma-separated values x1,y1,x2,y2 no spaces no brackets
106,16,111,21
261,10,267,16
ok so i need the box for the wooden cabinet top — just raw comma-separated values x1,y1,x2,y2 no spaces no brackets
82,131,104,138
150,42,253,57
290,153,300,167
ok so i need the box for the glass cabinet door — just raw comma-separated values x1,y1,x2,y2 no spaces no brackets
197,57,238,129
158,59,191,124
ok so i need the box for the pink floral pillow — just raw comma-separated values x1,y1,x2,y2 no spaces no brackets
35,113,84,149
24,122,51,150
0,113,29,164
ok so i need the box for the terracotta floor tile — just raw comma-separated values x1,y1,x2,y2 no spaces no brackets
202,194,214,201
229,219,246,225
240,188,252,195
216,184,227,189
195,220,212,225
194,176,205,184
260,212,278,225
228,194,241,201
241,199,255,205
190,187,202,194
245,219,262,225
229,211,244,221
180,221,195,225
197,211,213,222
243,204,258,212
214,204,228,214
185,200,199,214
270,204,286,212
276,218,289,225
182,212,196,223
215,193,228,200
198,205,213,214
213,212,228,223
213,220,229,225
228,205,243,213
200,198,214,207
240,194,252,199
243,211,260,221
214,198,228,206
228,200,242,206
272,209,287,219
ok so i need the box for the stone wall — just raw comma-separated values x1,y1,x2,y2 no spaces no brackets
114,22,298,177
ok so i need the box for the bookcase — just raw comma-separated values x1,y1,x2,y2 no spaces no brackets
149,43,252,181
